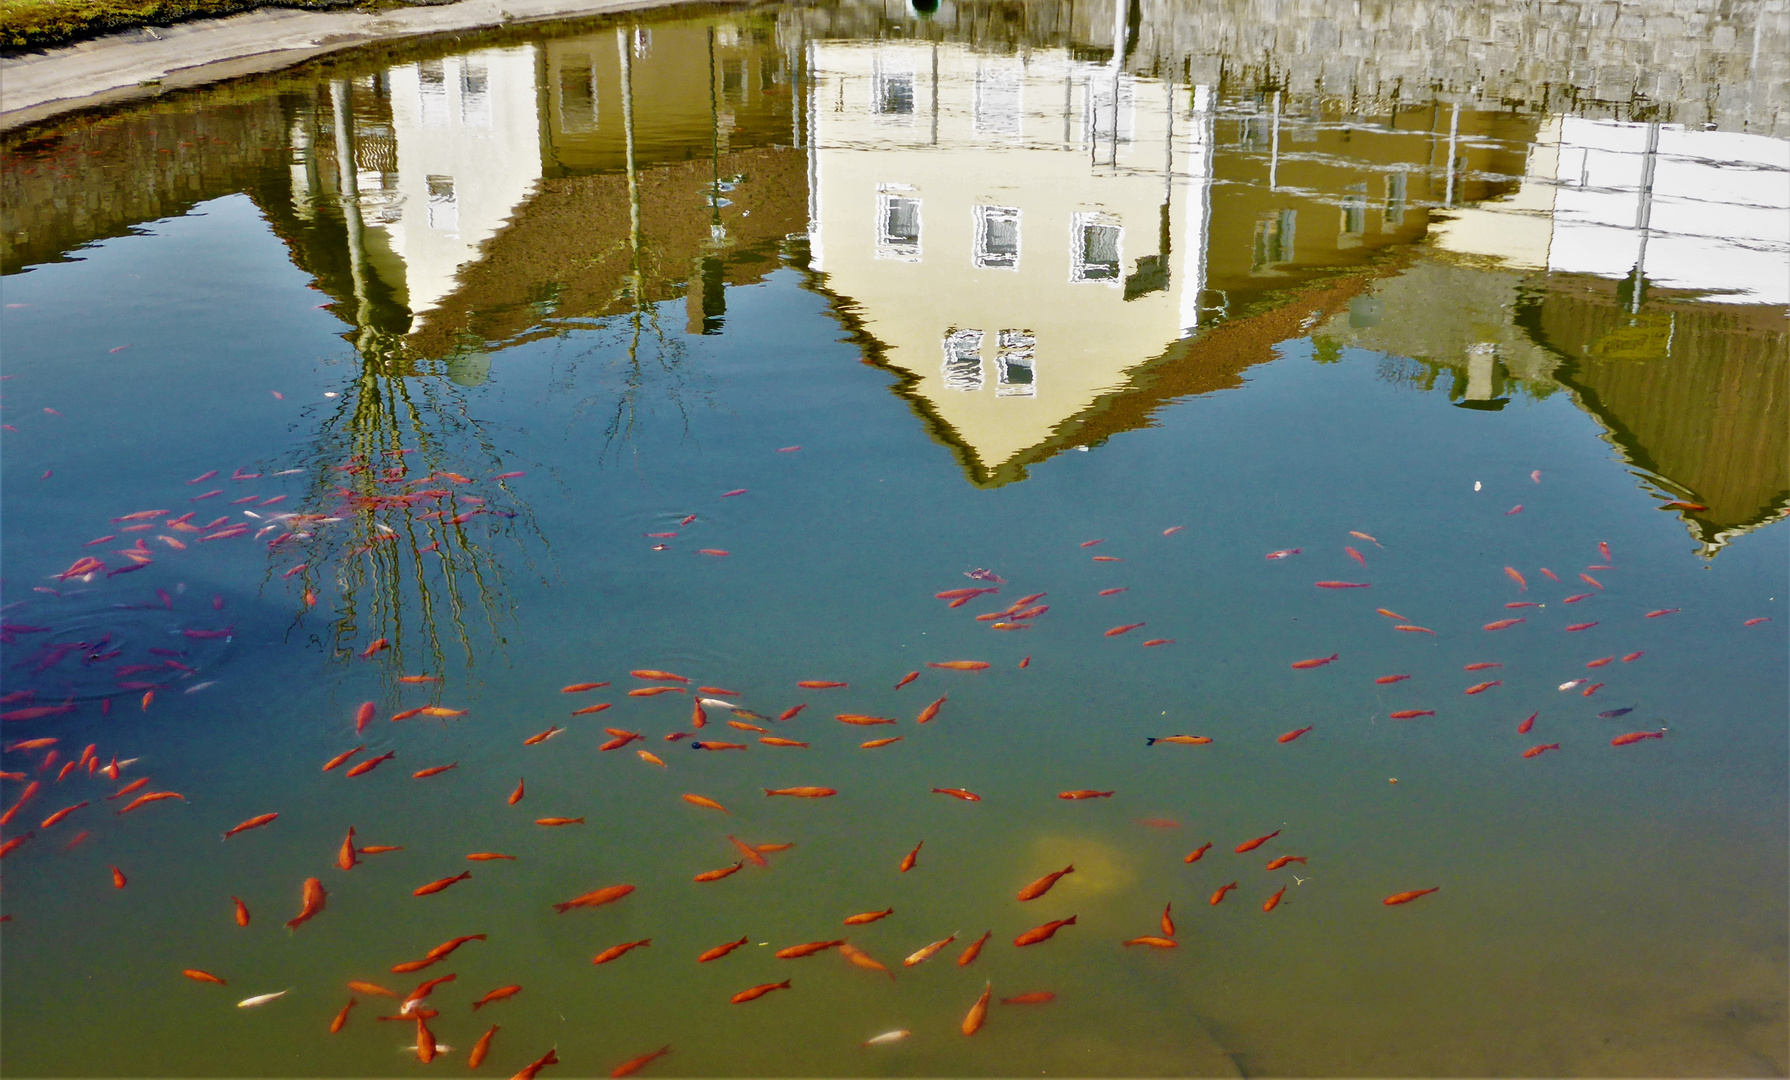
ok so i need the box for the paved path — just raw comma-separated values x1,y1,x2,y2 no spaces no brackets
2,0,719,131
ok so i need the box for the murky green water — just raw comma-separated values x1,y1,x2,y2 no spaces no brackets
2,1,1786,1076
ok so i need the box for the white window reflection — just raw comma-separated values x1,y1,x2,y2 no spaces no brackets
872,57,916,121
426,175,458,231
459,60,491,127
943,328,984,391
418,60,449,127
877,186,921,261
557,54,598,133
1070,212,1121,282
974,205,1020,269
996,330,1036,397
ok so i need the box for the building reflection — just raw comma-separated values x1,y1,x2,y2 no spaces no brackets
1,0,1783,550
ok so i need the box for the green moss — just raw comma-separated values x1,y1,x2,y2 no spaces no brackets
0,0,376,54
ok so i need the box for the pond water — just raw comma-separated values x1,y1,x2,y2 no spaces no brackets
2,0,1787,1075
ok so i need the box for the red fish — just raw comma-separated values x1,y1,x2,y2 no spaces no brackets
1277,726,1313,742
1579,573,1603,589
562,682,609,693
414,871,472,896
1484,618,1526,631
1565,622,1598,632
1517,712,1537,734
523,726,564,745
468,1025,497,1068
354,702,376,732
1265,855,1307,870
1523,743,1561,758
797,680,847,689
1018,864,1075,900
1105,624,1146,637
931,787,980,801
776,939,846,959
330,997,356,1033
699,935,751,963
513,1048,559,1080
610,1045,671,1078
777,704,807,720
233,897,251,926
628,687,684,698
1014,916,1076,946
730,979,793,1003
927,660,990,671
1464,662,1502,672
1291,654,1338,669
836,714,895,726
40,801,86,828
1744,617,1772,627
536,817,584,826
1184,842,1212,863
1395,625,1437,635
1645,609,1679,619
1146,735,1211,746
1504,567,1527,591
1058,790,1114,799
1345,546,1367,566
413,763,459,779
508,778,525,804
915,696,946,725
1264,548,1301,560
764,786,836,798
345,751,395,777
224,813,278,839
1002,992,1056,1005
962,982,992,1035
552,883,634,914
1314,581,1369,589
1563,593,1593,603
593,940,651,965
1384,887,1440,905
1583,683,1604,697
1263,886,1288,912
359,638,389,659
1586,657,1613,668
893,671,919,690
323,746,366,772
631,669,689,683
286,877,327,929
1611,731,1664,746
695,861,744,882
1375,675,1412,684
1209,882,1238,905
899,841,922,873
1236,830,1281,853
110,864,128,888
957,930,992,966
0,832,33,858
1622,651,1645,662
116,790,186,815
1464,681,1502,694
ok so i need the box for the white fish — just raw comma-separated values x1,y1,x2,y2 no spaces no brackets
400,1044,453,1054
242,511,263,519
183,681,217,695
1558,679,1587,691
236,990,289,1008
274,469,303,476
863,1030,910,1047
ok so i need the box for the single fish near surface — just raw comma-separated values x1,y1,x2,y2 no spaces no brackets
535,817,584,827
682,794,729,815
1264,886,1288,912
932,787,980,801
958,930,992,966
1291,654,1339,669
1236,830,1282,853
1266,855,1308,870
1014,916,1077,946
1146,735,1211,745
1161,902,1175,936
1105,623,1146,637
1384,887,1440,905
1505,567,1527,591
1645,609,1680,618
468,1025,497,1069
1264,548,1302,560
1278,725,1314,742
1565,621,1599,632
845,908,893,925
184,968,227,984
233,897,251,926
1464,681,1502,695
1523,743,1562,758
116,790,186,815
552,883,634,914
797,680,847,689
836,713,895,726
1611,730,1664,746
610,1045,671,1078
1058,789,1114,800
593,940,651,965
40,801,87,828
413,763,459,779
904,935,961,967
695,860,744,883
765,786,836,798
1518,712,1537,734
962,982,992,1036
899,841,922,873
236,990,289,1008
1623,651,1646,662
927,660,990,671
1464,662,1503,671
916,696,945,724
1018,864,1075,901
330,998,357,1034
414,871,472,897
323,745,365,772
1484,618,1526,631
512,1047,559,1080
345,751,396,777
1563,593,1594,603
1184,842,1213,863
1209,882,1239,905
471,984,523,1009
1389,710,1434,719
863,1030,910,1047
778,704,808,720
562,682,608,693
699,936,751,963
776,940,846,960
1395,624,1438,635
838,942,894,978
1002,992,1056,1005
1314,581,1369,589
224,813,278,839
1583,683,1605,696
1124,935,1178,948
1586,657,1614,668
1376,675,1413,685
893,671,919,689
1345,546,1367,566
730,980,792,1004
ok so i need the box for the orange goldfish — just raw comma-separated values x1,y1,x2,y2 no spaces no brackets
468,1025,497,1068
627,687,684,698
836,714,895,726
285,877,327,930
1291,654,1339,669
512,1047,558,1079
899,841,922,873
610,1046,671,1078
1235,830,1281,853
916,696,945,724
414,871,472,896
904,934,958,966
1014,916,1076,946
1265,855,1307,870
183,969,227,984
592,940,650,965
116,790,185,814
1383,887,1440,905
759,737,808,748
958,930,992,966
1058,790,1113,800
508,779,525,804
562,682,608,693
1464,681,1502,694
1210,882,1238,905
535,817,584,827
630,670,689,683
726,835,768,868
775,940,846,959
330,997,356,1034
845,908,893,925
413,764,459,779
552,884,635,914
682,794,729,814
1504,567,1527,591
1389,710,1434,719
797,680,847,689
232,897,251,927
571,703,613,716
730,980,792,1004
894,671,919,689
223,813,278,839
467,853,515,861
1483,618,1526,631
344,751,395,777
1523,743,1561,758
1123,936,1177,948
838,942,894,978
695,861,744,883
1278,726,1314,743
1146,735,1211,746
931,787,980,802
764,787,836,798
1611,731,1664,746
1184,842,1213,863
637,751,666,767
1263,886,1287,912
927,661,990,671
698,935,750,963
861,736,904,749
962,982,992,1035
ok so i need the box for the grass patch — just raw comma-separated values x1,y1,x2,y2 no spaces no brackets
0,0,396,54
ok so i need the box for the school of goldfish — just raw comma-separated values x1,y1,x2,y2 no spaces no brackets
2,442,1778,1079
